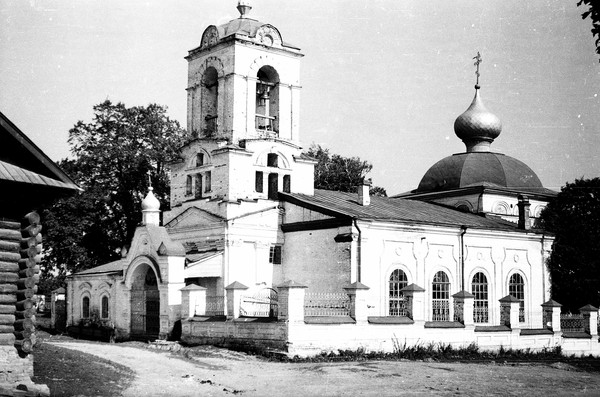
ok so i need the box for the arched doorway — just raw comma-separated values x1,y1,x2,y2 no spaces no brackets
130,264,160,338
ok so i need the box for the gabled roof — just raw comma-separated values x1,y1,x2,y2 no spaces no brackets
74,259,124,276
280,189,525,231
0,111,79,191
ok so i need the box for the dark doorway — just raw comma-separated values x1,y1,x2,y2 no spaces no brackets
130,264,160,339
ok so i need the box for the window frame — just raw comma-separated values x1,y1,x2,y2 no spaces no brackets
388,269,408,316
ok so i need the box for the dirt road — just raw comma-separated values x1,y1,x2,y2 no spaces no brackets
46,341,600,396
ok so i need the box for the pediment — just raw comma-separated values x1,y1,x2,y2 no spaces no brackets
165,206,224,231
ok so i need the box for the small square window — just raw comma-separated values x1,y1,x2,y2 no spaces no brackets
269,245,282,265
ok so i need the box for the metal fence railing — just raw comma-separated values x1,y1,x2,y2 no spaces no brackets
561,313,585,333
304,292,351,317
205,296,225,317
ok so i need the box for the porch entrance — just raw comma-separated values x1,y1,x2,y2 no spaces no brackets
130,265,160,339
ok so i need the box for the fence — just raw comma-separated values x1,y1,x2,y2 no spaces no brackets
304,292,351,317
561,313,585,333
205,296,225,317
240,288,278,318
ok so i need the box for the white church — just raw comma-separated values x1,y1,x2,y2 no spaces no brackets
66,2,599,356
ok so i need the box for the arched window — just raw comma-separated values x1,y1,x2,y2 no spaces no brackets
432,271,450,321
389,269,408,316
196,153,205,167
471,272,489,323
509,273,525,322
201,67,218,137
101,296,109,319
82,296,90,319
255,66,280,134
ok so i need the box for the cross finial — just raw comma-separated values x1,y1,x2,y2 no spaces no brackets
473,51,482,88
148,172,153,190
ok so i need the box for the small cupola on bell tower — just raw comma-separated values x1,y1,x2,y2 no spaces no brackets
185,1,304,144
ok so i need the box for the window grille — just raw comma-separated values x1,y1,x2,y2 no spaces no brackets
101,296,109,319
472,272,489,323
283,175,291,193
194,173,202,199
389,269,408,316
432,271,450,321
269,245,282,264
508,273,525,322
82,296,90,319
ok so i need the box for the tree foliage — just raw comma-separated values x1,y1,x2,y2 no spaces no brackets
305,144,387,196
39,101,187,292
539,178,600,312
578,0,600,61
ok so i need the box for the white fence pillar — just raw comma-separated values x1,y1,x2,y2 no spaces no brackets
277,280,307,323
344,282,370,324
225,281,248,320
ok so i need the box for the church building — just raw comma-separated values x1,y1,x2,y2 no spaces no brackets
66,2,599,356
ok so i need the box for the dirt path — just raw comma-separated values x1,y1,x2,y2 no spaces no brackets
47,341,600,396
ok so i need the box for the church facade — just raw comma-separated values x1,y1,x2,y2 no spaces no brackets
66,2,599,356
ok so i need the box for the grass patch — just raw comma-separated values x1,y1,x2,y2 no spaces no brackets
33,341,135,397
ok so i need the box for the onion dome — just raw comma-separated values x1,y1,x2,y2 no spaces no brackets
141,186,160,212
454,86,502,152
416,152,544,193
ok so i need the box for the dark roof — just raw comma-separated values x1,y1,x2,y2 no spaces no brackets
75,260,123,276
416,152,551,194
280,189,522,231
0,111,79,190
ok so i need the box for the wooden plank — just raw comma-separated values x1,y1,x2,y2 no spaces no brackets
0,221,20,230
0,229,21,241
0,272,19,283
0,334,15,346
0,304,15,315
0,294,16,303
0,251,21,262
0,262,19,272
0,240,20,252
0,284,18,294
0,314,16,325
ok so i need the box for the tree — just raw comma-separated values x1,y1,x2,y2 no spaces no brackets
539,177,600,312
39,101,187,292
578,0,600,61
305,144,387,196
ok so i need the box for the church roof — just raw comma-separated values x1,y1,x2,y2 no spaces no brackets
415,152,554,195
280,189,524,231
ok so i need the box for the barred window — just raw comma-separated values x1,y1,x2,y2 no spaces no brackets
432,271,450,321
101,296,109,319
194,173,203,198
283,175,291,193
509,273,525,323
472,272,489,323
269,245,282,264
389,269,408,316
82,296,90,319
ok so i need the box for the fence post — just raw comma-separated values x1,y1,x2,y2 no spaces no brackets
277,280,307,323
401,283,426,323
344,282,370,324
541,299,562,332
580,304,599,336
180,284,206,318
499,295,520,329
452,291,474,326
225,281,248,320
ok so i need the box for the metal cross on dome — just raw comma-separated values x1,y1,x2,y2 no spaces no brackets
473,51,482,87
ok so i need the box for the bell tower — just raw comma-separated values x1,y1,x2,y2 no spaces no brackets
185,1,304,144
167,1,314,216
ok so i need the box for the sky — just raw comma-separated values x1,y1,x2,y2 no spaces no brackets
1,0,599,195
